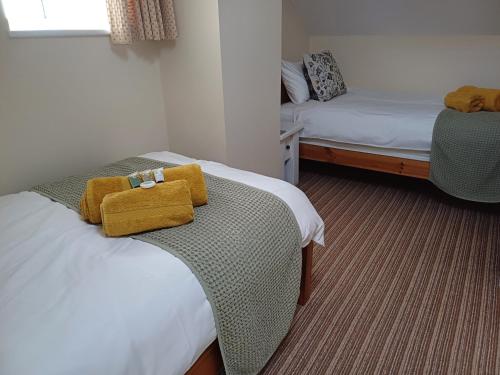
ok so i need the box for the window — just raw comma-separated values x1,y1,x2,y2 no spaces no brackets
2,0,110,37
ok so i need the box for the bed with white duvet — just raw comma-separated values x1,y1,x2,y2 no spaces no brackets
0,151,324,375
282,88,445,161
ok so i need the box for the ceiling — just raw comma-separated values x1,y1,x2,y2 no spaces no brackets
292,0,500,35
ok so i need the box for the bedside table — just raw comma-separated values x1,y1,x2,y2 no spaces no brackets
280,123,303,185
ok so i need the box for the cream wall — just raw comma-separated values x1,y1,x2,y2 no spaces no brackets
219,0,282,178
282,0,309,61
310,36,500,95
0,11,168,195
292,0,500,95
159,0,227,164
1,0,286,196
295,0,500,36
160,0,283,178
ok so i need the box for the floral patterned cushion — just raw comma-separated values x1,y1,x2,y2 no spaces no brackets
303,51,347,102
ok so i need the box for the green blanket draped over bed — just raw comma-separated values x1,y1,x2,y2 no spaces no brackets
32,157,302,375
430,109,500,203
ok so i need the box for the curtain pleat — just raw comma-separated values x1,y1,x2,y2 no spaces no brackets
106,0,177,44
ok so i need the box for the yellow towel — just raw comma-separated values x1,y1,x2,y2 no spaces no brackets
80,176,131,224
101,180,194,237
457,86,500,112
163,164,208,206
80,163,207,223
444,91,485,113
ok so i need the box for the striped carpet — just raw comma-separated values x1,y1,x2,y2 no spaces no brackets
262,162,500,375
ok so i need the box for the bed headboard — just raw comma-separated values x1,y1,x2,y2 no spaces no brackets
281,80,291,104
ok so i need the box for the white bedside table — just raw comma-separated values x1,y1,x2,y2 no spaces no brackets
280,123,303,185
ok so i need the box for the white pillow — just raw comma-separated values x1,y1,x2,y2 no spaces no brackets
281,60,310,104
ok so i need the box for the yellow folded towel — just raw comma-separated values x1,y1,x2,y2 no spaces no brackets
444,91,485,113
101,180,194,237
163,164,208,206
457,86,500,112
80,163,207,224
80,176,131,224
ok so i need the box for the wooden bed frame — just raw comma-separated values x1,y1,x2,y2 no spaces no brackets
186,243,314,375
300,143,430,179
281,82,430,179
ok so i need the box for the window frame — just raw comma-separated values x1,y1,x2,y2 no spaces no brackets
9,29,110,38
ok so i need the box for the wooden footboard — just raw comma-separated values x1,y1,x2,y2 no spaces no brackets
186,243,314,375
300,143,430,179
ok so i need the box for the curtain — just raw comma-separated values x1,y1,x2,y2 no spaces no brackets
106,0,177,44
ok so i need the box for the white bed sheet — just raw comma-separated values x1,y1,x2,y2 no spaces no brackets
0,151,324,375
282,88,444,154
281,102,296,130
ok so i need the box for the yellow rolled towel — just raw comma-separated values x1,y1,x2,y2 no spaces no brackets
163,164,208,206
80,176,131,224
457,86,500,112
101,180,194,237
444,91,485,113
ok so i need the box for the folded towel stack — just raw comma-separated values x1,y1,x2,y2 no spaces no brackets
456,86,500,112
445,86,500,113
79,163,208,236
80,176,131,224
80,163,208,224
444,91,485,113
101,180,194,237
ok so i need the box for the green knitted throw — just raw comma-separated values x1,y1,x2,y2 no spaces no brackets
32,157,302,375
430,109,500,203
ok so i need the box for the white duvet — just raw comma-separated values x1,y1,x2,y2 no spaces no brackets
286,88,444,152
0,151,324,375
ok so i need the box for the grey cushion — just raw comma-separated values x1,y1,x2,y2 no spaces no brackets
303,50,347,102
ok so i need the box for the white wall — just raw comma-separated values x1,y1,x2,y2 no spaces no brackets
291,0,500,95
159,0,226,164
219,0,282,178
282,0,309,61
0,10,168,195
310,35,500,95
160,0,283,178
295,0,500,35
161,0,226,162
0,0,286,196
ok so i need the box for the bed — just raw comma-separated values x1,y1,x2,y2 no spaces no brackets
281,88,445,178
0,151,324,375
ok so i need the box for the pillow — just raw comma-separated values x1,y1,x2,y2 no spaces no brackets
281,60,310,104
303,50,346,102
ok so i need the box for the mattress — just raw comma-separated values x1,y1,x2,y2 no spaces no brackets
281,88,445,161
0,151,324,375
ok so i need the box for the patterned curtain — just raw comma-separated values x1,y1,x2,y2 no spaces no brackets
106,0,178,44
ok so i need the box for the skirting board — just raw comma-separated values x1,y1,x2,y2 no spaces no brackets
300,143,430,179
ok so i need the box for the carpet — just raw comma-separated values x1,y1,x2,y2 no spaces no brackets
262,162,500,375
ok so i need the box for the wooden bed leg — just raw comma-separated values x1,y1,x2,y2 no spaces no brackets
298,243,313,306
185,340,223,375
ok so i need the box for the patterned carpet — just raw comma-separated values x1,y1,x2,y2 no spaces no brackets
262,162,500,375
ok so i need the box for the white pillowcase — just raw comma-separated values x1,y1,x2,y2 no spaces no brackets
281,60,310,104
